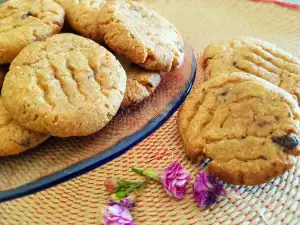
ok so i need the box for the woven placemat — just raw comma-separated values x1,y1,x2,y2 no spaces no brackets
1,0,300,224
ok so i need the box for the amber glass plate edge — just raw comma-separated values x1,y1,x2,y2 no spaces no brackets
0,52,196,203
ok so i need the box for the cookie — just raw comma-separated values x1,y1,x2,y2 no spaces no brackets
0,0,65,64
117,56,161,107
0,98,50,157
2,33,127,137
61,0,107,42
178,72,300,185
203,37,300,104
0,65,8,89
98,0,184,71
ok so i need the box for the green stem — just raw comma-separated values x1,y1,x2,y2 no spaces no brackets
132,168,158,180
132,168,144,175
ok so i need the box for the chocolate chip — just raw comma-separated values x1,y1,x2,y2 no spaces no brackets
256,120,268,127
271,133,299,149
21,12,32,20
233,61,237,67
34,38,43,42
21,139,30,147
275,116,280,121
260,155,268,160
221,91,228,96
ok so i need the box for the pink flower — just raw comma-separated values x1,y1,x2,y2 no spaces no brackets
132,162,190,199
102,204,134,225
193,171,227,207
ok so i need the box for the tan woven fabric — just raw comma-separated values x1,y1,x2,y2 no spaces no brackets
1,0,300,224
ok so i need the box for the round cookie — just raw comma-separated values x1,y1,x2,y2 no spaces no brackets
117,56,161,107
178,72,300,185
203,37,300,104
98,0,184,72
2,33,127,137
0,0,65,64
61,0,107,42
0,98,50,157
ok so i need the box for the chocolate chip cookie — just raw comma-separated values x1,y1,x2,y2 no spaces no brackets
0,98,50,157
2,33,127,137
203,37,300,104
178,72,300,185
0,0,65,64
99,0,184,71
116,56,161,107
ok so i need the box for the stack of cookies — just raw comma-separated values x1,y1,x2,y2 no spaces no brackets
178,37,300,186
0,0,184,156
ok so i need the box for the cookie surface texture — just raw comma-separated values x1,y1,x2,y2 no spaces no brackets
0,0,65,64
99,0,184,71
178,72,300,185
117,56,161,107
0,98,50,157
203,37,300,104
62,0,107,42
2,33,127,137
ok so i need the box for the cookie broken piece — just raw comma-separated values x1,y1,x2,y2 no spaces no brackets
0,98,50,157
116,56,161,107
203,37,300,105
98,0,184,72
177,72,300,185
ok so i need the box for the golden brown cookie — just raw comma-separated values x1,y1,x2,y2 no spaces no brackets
62,0,107,42
98,0,184,71
0,0,65,64
203,37,300,104
0,98,50,157
178,72,300,185
116,56,161,107
2,33,127,137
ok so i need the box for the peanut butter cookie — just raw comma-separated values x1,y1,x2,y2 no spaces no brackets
99,0,184,71
0,0,65,64
2,33,126,137
117,56,161,107
203,37,300,104
178,72,300,185
61,0,107,42
0,98,50,157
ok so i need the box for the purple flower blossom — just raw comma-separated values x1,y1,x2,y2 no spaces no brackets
193,171,227,207
108,195,136,209
160,162,190,199
102,204,134,225
132,162,190,200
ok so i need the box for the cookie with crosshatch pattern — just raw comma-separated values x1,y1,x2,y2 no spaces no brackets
203,37,300,105
178,72,300,185
1,33,126,137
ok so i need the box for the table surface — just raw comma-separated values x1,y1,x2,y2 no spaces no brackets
0,0,300,225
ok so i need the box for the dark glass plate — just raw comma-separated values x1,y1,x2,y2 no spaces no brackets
0,42,196,202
